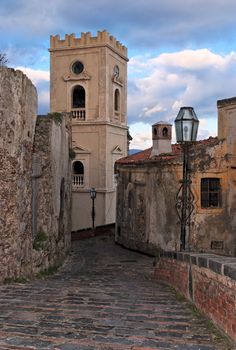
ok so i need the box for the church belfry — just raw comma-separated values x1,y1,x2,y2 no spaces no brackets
49,31,128,230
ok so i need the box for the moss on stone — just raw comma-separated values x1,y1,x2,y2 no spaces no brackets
48,112,62,125
69,148,76,160
33,229,47,251
4,276,28,284
37,265,59,278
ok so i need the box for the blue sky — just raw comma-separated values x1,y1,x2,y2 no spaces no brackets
1,0,236,149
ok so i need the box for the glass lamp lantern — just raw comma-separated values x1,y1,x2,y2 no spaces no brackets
175,107,199,143
90,187,96,199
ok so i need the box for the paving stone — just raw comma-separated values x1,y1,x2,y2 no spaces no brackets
0,235,233,349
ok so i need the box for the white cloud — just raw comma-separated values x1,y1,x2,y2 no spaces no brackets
129,122,152,150
128,48,236,137
143,104,166,117
15,66,49,85
14,66,50,114
154,49,228,70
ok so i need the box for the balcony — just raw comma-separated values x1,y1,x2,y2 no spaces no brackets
72,174,84,189
71,108,86,121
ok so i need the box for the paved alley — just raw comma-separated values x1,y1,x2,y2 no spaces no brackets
0,235,233,350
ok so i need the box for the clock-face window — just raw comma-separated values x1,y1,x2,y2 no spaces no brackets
72,61,84,75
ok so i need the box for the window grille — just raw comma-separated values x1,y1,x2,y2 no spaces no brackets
201,178,221,208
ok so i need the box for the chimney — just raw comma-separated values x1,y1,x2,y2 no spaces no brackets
150,121,172,157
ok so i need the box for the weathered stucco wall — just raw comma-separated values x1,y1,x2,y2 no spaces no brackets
0,67,37,280
0,67,72,283
190,139,236,256
116,160,180,255
116,137,236,256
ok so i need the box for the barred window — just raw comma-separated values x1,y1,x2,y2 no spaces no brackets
201,178,221,208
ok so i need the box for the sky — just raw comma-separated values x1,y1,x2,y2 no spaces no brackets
1,0,236,149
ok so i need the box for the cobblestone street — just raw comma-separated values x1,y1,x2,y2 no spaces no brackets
0,235,233,350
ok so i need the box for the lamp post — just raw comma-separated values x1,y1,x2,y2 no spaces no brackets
174,107,199,251
90,187,96,230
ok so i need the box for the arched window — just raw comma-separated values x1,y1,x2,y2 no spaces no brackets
73,161,84,175
72,85,85,108
114,89,120,112
162,127,168,137
73,161,84,187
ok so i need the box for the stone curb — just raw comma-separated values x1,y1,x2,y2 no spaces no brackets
160,251,236,281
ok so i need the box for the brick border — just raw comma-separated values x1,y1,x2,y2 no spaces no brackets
154,252,236,343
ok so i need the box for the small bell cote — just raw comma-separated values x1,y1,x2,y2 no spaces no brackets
150,121,172,157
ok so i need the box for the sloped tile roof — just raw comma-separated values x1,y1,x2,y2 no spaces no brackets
117,137,219,165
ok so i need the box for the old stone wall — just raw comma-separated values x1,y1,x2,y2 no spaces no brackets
32,114,71,272
0,67,72,283
154,252,236,343
0,67,37,281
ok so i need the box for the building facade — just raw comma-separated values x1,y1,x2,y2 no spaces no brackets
49,31,128,230
116,98,236,257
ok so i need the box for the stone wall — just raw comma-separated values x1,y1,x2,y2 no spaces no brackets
0,67,37,280
0,67,72,282
32,114,71,273
154,252,236,343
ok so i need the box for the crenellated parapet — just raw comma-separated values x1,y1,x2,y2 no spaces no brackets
50,30,128,58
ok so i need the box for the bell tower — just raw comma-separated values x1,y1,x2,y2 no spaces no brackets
49,31,128,230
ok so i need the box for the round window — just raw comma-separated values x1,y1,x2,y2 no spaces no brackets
72,61,84,75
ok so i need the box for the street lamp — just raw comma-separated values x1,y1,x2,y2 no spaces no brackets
90,187,96,230
175,107,199,251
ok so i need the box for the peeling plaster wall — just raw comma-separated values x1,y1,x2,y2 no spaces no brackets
116,161,181,256
190,140,236,256
116,139,236,256
0,67,37,281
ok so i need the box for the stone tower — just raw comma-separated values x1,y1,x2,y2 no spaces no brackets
150,121,172,157
49,31,128,230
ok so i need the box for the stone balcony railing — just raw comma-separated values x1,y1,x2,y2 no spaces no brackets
71,108,86,121
72,175,84,189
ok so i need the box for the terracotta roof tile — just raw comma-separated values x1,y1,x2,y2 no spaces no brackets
117,137,219,165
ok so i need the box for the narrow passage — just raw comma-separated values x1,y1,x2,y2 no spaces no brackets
0,235,233,350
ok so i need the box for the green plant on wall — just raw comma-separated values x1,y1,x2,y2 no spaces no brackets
48,112,62,125
69,148,76,160
4,276,28,284
37,265,59,278
33,229,47,251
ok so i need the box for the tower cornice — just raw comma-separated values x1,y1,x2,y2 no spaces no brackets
49,31,128,61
